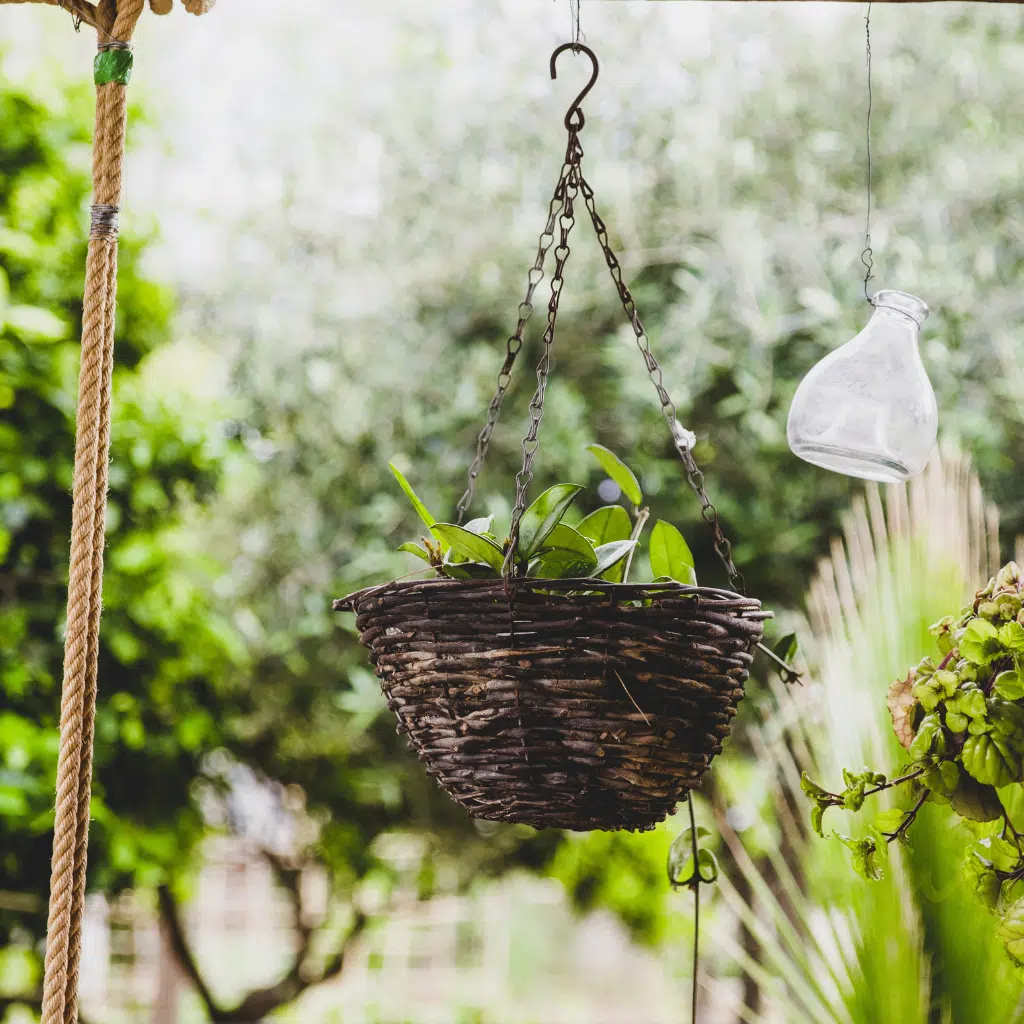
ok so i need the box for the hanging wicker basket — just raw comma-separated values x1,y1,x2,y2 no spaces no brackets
336,44,770,831
335,578,767,831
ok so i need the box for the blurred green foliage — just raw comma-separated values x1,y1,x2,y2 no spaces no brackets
0,61,558,1016
3,1,1024,1018
0,73,243,970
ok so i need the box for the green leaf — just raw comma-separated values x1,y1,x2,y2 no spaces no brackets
397,542,430,562
977,835,1022,873
577,505,632,547
873,808,906,833
430,524,505,571
800,773,833,803
681,825,713,843
528,555,594,580
994,670,1024,701
648,520,697,585
389,462,436,532
585,445,643,507
946,686,987,722
528,524,598,579
4,304,68,341
946,712,969,734
909,714,945,761
1000,621,1024,654
922,759,960,798
439,561,499,579
961,732,1024,788
773,633,799,664
810,804,826,839
836,834,884,881
667,831,694,888
988,699,1024,742
592,540,636,577
667,830,718,888
697,848,720,884
960,618,1003,666
516,484,585,559
800,773,834,837
964,847,1003,910
930,615,957,655
537,524,598,563
1001,910,1024,966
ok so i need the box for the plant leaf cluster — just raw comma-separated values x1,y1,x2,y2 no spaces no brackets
391,445,696,585
802,562,1024,970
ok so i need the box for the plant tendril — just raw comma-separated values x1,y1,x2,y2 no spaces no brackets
687,792,701,1024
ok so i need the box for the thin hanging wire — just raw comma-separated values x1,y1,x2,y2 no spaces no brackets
860,2,875,303
570,0,583,50
687,793,701,1024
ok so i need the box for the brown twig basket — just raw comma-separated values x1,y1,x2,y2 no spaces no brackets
335,578,768,831
336,46,771,831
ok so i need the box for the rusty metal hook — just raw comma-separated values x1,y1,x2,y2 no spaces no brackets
550,42,599,132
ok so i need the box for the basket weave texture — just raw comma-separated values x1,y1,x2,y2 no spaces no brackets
336,577,768,831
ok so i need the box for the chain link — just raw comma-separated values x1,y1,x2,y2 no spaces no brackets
501,132,583,576
455,133,581,523
455,66,745,593
577,173,746,594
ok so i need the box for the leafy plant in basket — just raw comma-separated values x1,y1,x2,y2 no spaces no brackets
333,42,769,834
801,561,1024,969
390,444,698,587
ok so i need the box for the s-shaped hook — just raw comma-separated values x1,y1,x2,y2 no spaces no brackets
550,42,599,131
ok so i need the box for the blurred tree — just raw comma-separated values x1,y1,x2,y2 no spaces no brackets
0,70,244,1010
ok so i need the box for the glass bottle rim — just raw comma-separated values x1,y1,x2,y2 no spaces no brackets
871,289,929,326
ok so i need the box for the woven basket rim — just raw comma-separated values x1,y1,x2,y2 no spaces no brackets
334,575,767,615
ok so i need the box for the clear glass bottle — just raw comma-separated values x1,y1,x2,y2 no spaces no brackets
786,290,937,483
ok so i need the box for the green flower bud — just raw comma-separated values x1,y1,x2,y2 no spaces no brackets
956,661,979,683
912,680,943,712
930,616,956,655
995,561,1021,592
979,601,1001,621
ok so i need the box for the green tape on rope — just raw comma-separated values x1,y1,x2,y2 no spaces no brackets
94,49,134,87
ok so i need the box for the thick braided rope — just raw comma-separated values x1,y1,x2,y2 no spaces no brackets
62,70,123,1020
41,4,144,1022
61,244,118,1023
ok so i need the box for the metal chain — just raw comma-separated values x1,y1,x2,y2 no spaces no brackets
455,134,580,523
577,173,746,594
501,132,583,576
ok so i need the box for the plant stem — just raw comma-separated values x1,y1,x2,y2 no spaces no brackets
864,766,927,798
881,789,929,843
621,505,649,584
756,642,802,684
1002,808,1022,849
687,792,700,1024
